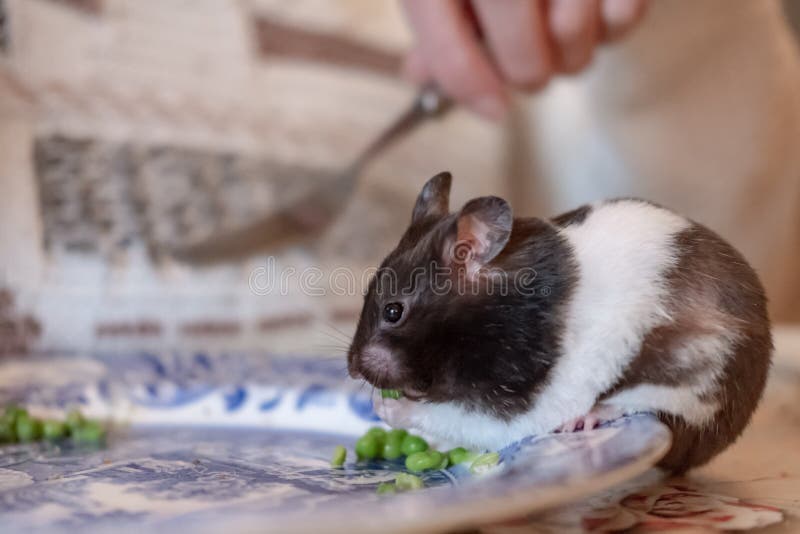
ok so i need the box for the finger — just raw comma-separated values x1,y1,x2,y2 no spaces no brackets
601,0,648,41
402,48,429,84
548,0,601,74
401,0,508,120
471,0,553,91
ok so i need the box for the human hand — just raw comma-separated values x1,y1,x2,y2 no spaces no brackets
401,0,648,120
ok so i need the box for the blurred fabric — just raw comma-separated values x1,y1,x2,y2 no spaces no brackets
513,0,800,322
0,0,797,356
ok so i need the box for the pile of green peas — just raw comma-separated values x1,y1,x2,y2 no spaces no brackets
354,427,435,467
331,424,501,495
0,405,106,445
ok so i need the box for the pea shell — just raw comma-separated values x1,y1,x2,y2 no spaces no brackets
469,452,500,474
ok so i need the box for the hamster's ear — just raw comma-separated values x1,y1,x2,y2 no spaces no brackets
450,196,512,272
412,171,452,224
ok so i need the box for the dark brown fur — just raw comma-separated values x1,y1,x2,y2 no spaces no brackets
550,204,593,227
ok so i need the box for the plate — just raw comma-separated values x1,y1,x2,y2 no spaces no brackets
0,351,671,533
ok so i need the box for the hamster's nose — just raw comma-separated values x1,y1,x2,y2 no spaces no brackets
355,344,400,387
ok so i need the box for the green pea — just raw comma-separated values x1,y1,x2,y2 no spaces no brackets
395,473,424,491
330,445,346,467
447,447,475,465
42,420,67,440
365,427,387,440
380,389,403,399
0,416,17,443
65,409,85,431
405,450,445,472
405,451,430,472
0,407,21,443
376,482,396,495
15,413,42,442
400,434,428,456
71,420,105,444
362,428,387,458
427,450,444,469
4,405,26,422
355,434,381,460
387,428,407,441
381,429,407,460
469,452,500,475
382,439,403,460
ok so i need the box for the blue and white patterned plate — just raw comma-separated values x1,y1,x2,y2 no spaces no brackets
0,352,671,533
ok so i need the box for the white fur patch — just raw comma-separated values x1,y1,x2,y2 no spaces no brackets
671,331,738,390
602,384,718,426
375,396,518,450
600,329,740,427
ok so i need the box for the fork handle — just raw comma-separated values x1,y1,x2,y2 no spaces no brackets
350,84,453,172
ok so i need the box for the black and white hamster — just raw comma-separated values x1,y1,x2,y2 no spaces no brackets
347,172,771,472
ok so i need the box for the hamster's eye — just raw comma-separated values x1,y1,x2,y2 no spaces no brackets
383,302,404,324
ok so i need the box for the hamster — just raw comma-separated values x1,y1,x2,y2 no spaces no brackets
347,171,772,473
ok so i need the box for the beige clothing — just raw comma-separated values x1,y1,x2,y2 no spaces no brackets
514,0,800,321
0,0,797,356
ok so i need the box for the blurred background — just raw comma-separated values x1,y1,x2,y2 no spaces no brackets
0,0,798,357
